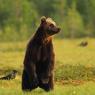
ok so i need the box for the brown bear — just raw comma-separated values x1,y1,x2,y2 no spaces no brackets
22,16,60,91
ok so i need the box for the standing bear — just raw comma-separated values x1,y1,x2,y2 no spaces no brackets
22,16,60,91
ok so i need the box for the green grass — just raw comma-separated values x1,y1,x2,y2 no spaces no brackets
0,82,95,95
0,38,95,95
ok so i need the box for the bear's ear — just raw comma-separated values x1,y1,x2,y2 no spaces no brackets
41,16,46,25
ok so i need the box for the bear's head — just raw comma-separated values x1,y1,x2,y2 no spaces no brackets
40,16,60,36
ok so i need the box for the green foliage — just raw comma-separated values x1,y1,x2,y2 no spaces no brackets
0,0,95,41
63,7,85,38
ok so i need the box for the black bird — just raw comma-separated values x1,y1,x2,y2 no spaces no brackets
0,70,17,80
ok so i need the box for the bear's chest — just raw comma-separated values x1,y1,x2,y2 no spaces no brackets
31,42,53,62
39,44,53,61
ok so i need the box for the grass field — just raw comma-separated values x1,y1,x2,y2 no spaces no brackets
0,38,95,95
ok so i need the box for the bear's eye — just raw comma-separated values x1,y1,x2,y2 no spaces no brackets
50,24,54,27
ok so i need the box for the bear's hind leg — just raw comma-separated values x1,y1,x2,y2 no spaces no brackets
22,70,38,91
22,70,32,91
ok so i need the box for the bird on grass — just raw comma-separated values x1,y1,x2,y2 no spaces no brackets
0,70,17,80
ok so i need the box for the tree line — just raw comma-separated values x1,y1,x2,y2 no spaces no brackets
0,0,95,41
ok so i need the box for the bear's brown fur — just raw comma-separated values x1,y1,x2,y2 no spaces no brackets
22,16,60,91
